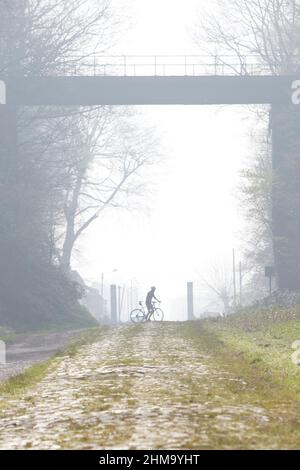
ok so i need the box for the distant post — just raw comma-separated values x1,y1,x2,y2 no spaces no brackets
265,266,275,295
0,340,6,364
110,284,117,324
187,282,194,321
0,80,6,105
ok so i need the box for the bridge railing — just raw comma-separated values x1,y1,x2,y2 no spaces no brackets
60,54,273,76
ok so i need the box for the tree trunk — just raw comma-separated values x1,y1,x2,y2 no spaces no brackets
61,221,76,272
271,104,300,290
61,171,84,271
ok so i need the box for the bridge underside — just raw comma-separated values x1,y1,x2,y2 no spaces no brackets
3,75,295,106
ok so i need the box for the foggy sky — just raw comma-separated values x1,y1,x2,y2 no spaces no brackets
74,0,256,320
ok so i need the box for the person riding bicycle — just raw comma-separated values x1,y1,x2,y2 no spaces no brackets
146,286,161,319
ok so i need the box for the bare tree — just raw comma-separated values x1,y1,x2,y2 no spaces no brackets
201,262,233,314
0,0,138,330
237,113,275,299
0,0,118,76
194,0,300,75
60,107,160,270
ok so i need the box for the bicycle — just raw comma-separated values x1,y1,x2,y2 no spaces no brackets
130,301,164,323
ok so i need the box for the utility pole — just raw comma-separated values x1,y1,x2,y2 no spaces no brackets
118,285,121,323
101,272,104,299
100,272,104,317
130,280,133,312
233,249,237,308
239,261,242,306
265,266,275,296
127,287,130,321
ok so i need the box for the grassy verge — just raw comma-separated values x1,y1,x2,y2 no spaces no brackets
191,307,300,396
0,360,55,398
0,326,108,400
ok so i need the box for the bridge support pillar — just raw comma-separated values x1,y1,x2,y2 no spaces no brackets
271,104,300,290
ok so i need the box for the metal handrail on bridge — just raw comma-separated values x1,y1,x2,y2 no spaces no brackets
61,54,272,76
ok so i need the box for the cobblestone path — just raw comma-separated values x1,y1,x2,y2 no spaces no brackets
0,323,299,449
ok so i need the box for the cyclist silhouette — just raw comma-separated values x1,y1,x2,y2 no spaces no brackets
146,286,161,318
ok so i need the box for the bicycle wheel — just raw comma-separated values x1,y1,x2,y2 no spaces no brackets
130,309,146,324
152,308,164,322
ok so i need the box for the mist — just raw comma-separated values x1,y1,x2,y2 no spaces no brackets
1,0,300,455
